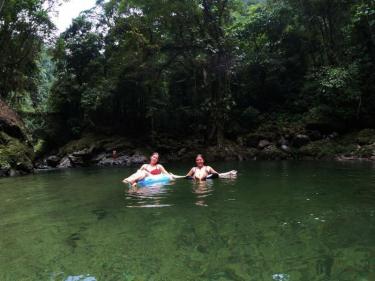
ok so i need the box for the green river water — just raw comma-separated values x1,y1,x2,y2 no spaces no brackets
0,161,374,281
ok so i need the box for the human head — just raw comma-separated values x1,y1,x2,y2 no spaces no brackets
195,154,204,167
150,152,159,165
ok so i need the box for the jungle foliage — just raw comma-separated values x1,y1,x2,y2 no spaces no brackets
1,0,375,147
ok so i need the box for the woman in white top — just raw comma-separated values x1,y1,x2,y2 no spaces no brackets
185,154,237,181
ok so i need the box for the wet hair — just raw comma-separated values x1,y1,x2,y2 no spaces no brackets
195,154,204,161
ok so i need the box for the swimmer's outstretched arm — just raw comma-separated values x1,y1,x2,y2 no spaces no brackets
206,166,237,178
170,168,194,179
218,170,237,178
155,164,176,180
170,174,186,179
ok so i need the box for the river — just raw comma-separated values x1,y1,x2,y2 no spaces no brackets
0,161,374,280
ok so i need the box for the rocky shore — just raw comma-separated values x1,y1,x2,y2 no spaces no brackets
32,128,375,174
1,101,375,178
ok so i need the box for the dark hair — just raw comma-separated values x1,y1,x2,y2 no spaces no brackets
150,152,159,164
195,154,204,160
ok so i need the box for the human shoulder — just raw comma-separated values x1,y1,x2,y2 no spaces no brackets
206,166,214,172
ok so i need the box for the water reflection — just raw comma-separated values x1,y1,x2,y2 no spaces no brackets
65,275,96,281
1,161,375,280
272,273,290,281
191,180,214,207
124,181,176,208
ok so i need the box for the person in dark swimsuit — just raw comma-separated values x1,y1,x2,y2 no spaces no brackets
122,152,173,187
185,154,237,181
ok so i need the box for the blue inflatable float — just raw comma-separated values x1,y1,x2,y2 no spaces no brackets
137,174,171,187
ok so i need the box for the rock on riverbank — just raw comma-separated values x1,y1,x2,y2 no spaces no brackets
3,120,375,177
34,128,375,174
0,100,34,177
241,127,375,161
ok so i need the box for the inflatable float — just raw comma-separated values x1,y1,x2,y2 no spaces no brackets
137,174,172,187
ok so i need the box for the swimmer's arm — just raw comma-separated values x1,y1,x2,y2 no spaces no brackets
158,164,177,180
158,164,169,174
169,168,194,179
138,164,147,171
186,168,195,177
138,164,152,176
207,166,237,178
207,166,219,174
218,170,238,178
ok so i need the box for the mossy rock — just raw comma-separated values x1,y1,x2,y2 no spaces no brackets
59,133,135,156
297,140,354,159
356,129,375,145
258,144,290,160
356,144,375,158
0,132,34,172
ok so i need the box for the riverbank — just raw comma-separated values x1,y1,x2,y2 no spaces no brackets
32,128,375,173
1,118,375,177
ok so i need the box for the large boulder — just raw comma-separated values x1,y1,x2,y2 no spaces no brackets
244,132,275,148
46,155,61,167
0,100,34,176
57,156,72,169
0,132,34,176
68,154,85,166
0,99,28,141
258,139,271,149
258,144,289,160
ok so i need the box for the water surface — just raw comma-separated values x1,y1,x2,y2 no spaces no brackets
0,161,374,281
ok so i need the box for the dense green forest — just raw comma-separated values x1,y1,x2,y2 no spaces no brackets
1,0,375,173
